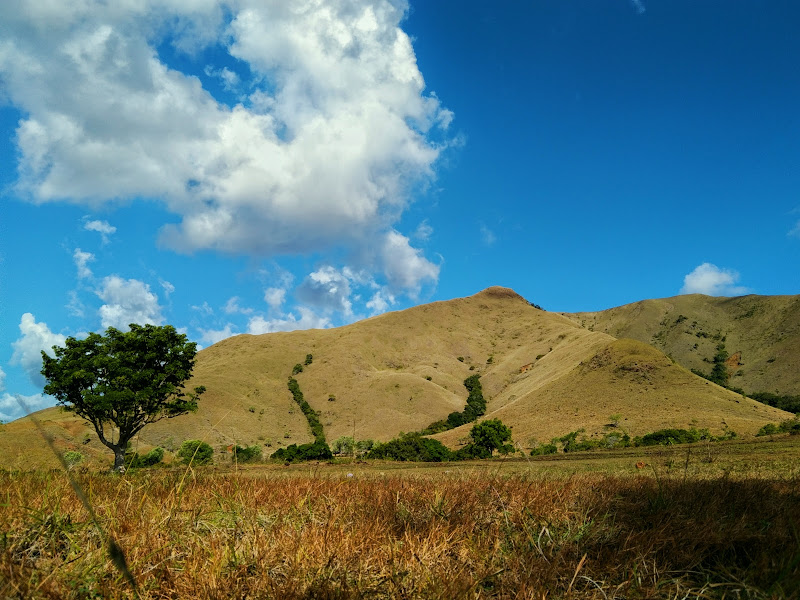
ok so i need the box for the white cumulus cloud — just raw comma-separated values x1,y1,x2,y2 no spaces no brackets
680,263,750,296
379,230,439,295
263,287,286,310
366,289,396,315
96,276,164,329
84,219,117,243
197,323,238,346
1,1,450,296
10,313,67,387
223,296,254,315
1,393,55,423
73,248,95,279
296,266,354,316
247,308,331,334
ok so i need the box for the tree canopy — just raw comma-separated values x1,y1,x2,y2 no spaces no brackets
41,323,205,471
457,418,514,459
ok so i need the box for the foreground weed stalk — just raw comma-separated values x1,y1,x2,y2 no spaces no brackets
12,396,138,596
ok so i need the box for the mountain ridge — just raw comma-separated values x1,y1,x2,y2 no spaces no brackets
0,287,794,468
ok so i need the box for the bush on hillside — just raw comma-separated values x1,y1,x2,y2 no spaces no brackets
530,443,557,456
421,374,487,435
749,392,800,414
287,377,326,443
271,441,332,462
126,446,165,468
367,433,452,462
634,428,713,447
466,418,513,456
756,418,800,436
178,440,213,465
331,436,355,455
63,450,84,469
231,444,261,463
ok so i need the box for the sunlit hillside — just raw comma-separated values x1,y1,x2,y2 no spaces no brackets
0,287,792,469
564,294,800,396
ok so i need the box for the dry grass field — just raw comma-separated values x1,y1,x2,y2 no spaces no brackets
2,436,800,599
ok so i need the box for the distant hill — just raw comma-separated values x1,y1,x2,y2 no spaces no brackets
564,294,800,397
0,287,792,468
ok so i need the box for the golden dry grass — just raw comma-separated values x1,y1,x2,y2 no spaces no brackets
2,440,800,599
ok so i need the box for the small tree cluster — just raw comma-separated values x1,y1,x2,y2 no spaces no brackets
367,432,452,462
231,445,262,463
271,441,332,462
287,377,326,443
177,440,213,465
692,343,730,387
331,436,355,455
126,446,165,469
422,374,487,434
455,418,513,459
748,392,800,414
756,418,800,436
369,419,514,462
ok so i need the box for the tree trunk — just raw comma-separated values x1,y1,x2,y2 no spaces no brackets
112,445,126,472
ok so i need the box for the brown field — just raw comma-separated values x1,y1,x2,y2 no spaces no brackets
2,436,800,599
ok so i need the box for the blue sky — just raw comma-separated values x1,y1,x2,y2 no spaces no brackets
2,0,798,421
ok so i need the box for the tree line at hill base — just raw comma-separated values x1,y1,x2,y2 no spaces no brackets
37,324,800,471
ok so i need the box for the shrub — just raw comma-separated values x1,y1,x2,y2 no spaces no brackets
178,440,213,465
749,392,800,414
756,423,780,436
304,354,313,365
332,436,355,455
355,439,375,455
127,447,165,468
530,443,557,456
634,428,712,447
367,433,452,462
292,363,304,375
756,418,800,436
271,441,332,462
63,450,83,469
231,445,261,463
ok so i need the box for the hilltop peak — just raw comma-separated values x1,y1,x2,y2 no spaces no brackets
474,286,526,301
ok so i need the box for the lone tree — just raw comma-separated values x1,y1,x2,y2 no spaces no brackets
463,418,514,458
41,324,205,471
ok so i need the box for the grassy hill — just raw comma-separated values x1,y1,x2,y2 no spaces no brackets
564,294,800,397
0,287,793,468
